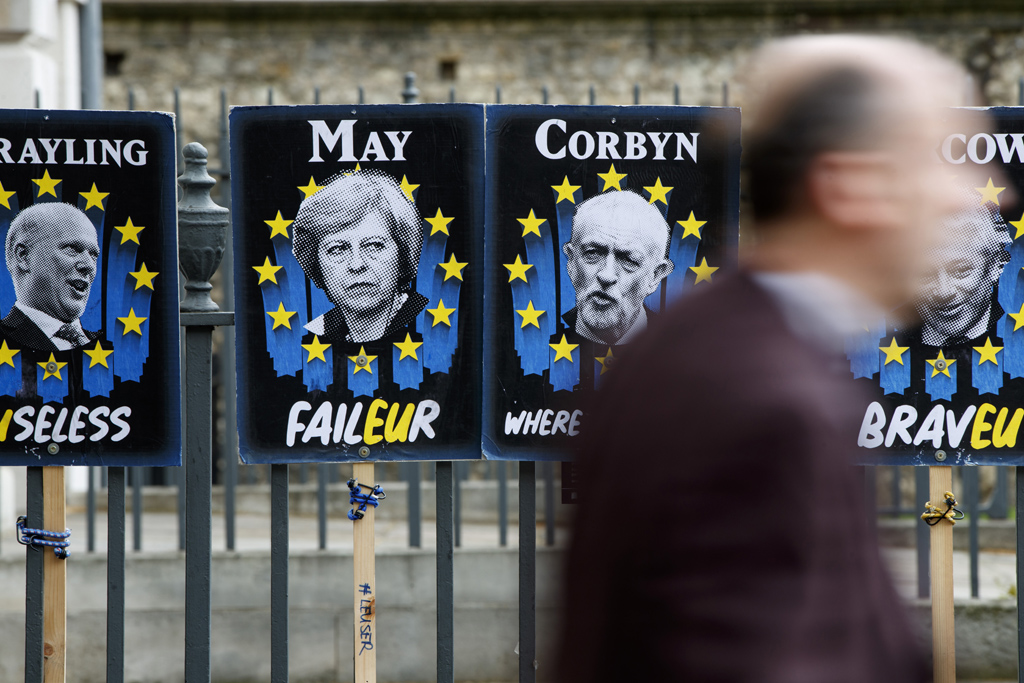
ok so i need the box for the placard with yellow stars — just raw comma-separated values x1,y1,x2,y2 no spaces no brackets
850,107,1024,464
483,104,740,459
0,109,180,467
230,104,484,463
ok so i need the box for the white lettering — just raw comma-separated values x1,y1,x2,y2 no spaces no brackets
409,400,440,442
286,401,311,447
535,118,567,160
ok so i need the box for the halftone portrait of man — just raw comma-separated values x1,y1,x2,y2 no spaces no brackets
914,188,1010,347
562,190,674,345
2,202,100,351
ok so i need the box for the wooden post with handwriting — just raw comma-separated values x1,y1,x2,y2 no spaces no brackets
929,466,955,683
43,466,66,683
353,461,377,683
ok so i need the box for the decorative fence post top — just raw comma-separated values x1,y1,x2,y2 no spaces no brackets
402,72,419,103
178,142,229,313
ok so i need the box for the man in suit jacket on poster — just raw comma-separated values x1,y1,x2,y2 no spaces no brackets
2,203,100,352
558,36,981,683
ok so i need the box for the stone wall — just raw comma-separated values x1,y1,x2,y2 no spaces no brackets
101,1,1024,165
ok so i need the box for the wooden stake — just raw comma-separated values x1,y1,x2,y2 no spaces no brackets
42,466,66,683
929,466,955,683
353,461,377,683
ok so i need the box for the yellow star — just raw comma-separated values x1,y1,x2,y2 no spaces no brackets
79,183,108,211
427,299,456,327
879,337,909,366
676,211,706,240
925,350,956,378
597,164,627,192
595,347,614,375
129,263,159,291
348,346,378,374
266,302,297,330
83,341,114,369
1011,212,1024,241
394,333,423,361
114,218,145,245
644,177,673,205
425,209,454,236
37,353,67,381
252,257,283,285
517,209,546,238
265,211,293,239
302,335,331,363
549,334,579,363
504,255,533,283
976,177,1006,207
400,175,419,202
0,340,19,368
974,337,1003,365
516,300,546,329
551,176,580,204
0,181,15,210
689,257,718,284
343,163,363,176
297,177,323,198
31,170,61,198
439,253,468,281
1010,303,1024,331
117,308,147,336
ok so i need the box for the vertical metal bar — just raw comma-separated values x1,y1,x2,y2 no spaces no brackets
1019,77,1023,107
964,467,980,598
498,461,508,546
132,466,142,551
24,466,44,683
267,87,274,105
915,467,930,598
1016,466,1024,678
300,464,309,484
542,86,549,105
436,461,455,683
889,466,901,515
988,466,1009,519
174,88,184,169
588,85,595,105
633,83,640,105
106,467,126,683
79,0,103,110
544,462,556,547
87,466,96,552
721,81,729,107
863,465,877,520
495,85,502,104
407,463,422,548
317,463,328,550
220,88,237,552
519,462,536,683
184,325,214,683
449,87,456,104
314,87,321,105
358,86,365,105
673,84,680,106
177,458,186,551
271,464,289,683
453,461,462,548
127,87,135,111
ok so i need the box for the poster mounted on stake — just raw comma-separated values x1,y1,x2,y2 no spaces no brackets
231,104,484,463
0,110,180,466
854,107,1024,466
483,105,741,460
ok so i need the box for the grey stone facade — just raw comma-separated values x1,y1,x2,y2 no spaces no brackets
101,1,1024,169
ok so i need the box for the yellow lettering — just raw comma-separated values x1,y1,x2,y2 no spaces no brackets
0,409,11,441
971,403,996,449
993,407,1024,448
384,403,414,443
363,399,388,445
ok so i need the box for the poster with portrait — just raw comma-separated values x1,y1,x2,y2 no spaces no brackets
854,107,1024,465
483,105,741,460
231,105,484,463
0,110,180,466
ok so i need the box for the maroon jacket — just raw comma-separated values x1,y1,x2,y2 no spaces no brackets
558,272,928,683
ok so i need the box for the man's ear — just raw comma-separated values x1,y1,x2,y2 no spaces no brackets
806,151,896,229
645,259,674,296
13,243,29,273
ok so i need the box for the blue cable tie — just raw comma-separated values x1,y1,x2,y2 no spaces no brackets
347,478,386,521
16,516,70,559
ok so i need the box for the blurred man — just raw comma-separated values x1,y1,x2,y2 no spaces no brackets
563,191,674,344
3,203,100,351
559,36,976,683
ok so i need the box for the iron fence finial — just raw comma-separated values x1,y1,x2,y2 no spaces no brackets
178,142,229,312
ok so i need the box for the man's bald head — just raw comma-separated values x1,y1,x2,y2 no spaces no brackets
743,35,969,223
